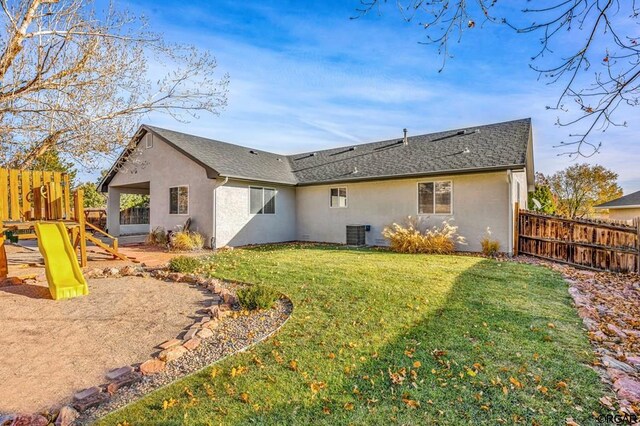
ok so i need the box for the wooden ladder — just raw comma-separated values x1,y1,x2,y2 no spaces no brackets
84,222,138,263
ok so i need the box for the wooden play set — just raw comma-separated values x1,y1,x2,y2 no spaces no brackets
0,168,131,279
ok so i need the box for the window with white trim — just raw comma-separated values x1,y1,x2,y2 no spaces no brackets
169,186,188,215
250,186,276,214
330,187,347,208
418,181,452,214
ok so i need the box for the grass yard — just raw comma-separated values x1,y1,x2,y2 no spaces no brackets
100,245,606,425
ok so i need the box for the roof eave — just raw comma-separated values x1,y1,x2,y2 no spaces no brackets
220,174,298,186
594,204,640,210
295,164,525,186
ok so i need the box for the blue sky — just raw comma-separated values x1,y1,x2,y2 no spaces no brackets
100,0,639,192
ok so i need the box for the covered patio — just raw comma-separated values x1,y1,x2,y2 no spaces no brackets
106,182,150,237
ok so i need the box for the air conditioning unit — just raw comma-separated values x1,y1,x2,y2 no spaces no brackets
346,225,366,246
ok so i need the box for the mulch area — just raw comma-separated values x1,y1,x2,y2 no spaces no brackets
514,256,640,416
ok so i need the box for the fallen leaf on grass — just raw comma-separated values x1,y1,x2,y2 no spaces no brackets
162,398,179,410
344,402,354,411
310,381,326,394
402,397,420,409
509,377,523,389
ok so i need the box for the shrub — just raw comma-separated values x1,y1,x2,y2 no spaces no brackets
168,255,202,273
170,231,205,251
382,216,466,254
237,285,279,310
146,227,167,246
481,227,501,257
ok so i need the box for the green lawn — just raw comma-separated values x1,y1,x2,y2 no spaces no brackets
100,245,605,425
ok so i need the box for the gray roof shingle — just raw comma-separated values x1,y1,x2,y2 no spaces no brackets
147,126,298,185
102,118,532,190
596,190,640,208
289,118,531,184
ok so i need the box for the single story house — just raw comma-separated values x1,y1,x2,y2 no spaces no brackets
595,190,640,221
98,118,534,253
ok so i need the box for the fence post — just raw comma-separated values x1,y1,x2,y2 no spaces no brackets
513,202,519,256
636,217,640,275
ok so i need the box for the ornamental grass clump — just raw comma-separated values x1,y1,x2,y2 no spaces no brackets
382,216,465,254
170,231,205,251
146,227,168,246
480,227,501,257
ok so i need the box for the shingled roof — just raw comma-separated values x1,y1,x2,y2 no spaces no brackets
100,118,533,190
596,190,640,209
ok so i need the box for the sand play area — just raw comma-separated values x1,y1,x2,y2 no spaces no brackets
0,275,208,413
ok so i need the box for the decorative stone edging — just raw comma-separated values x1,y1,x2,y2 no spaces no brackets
0,265,292,426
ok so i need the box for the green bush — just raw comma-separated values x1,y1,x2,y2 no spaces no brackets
168,256,202,273
237,285,279,310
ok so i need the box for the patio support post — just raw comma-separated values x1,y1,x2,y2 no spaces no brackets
106,187,121,237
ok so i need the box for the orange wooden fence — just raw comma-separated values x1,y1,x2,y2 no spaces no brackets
516,210,640,274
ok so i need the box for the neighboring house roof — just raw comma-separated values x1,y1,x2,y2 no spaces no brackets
100,118,533,191
595,190,640,209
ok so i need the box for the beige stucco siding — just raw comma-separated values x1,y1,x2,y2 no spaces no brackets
108,133,216,245
608,208,640,222
295,171,512,253
214,179,297,248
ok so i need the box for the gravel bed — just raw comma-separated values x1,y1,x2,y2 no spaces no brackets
76,297,293,425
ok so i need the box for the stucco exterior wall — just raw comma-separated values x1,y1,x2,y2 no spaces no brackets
214,179,297,248
295,171,513,253
108,133,216,245
608,208,640,222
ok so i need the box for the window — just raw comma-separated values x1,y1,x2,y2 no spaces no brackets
146,134,153,149
330,187,347,208
169,186,188,214
418,181,452,214
249,186,276,214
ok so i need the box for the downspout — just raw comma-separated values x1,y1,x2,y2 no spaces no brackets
506,170,513,256
212,176,229,249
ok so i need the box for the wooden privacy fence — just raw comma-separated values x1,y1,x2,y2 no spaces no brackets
516,209,640,274
120,206,149,225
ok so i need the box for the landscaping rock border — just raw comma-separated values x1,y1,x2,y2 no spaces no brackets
514,256,640,417
0,265,292,426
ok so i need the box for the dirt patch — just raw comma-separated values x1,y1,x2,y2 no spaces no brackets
0,276,208,413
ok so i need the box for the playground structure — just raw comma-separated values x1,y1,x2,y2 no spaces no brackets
0,168,131,279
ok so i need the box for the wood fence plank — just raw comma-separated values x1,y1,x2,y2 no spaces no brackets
519,210,639,274
20,170,31,220
9,169,19,220
0,169,7,221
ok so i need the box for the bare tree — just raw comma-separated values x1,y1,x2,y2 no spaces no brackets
0,0,229,169
354,1,640,157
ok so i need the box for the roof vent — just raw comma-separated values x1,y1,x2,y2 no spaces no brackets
353,166,359,174
249,150,258,155
312,152,317,156
457,129,480,136
463,147,470,154
403,128,408,146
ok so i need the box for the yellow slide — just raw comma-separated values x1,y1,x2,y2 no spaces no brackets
34,222,88,300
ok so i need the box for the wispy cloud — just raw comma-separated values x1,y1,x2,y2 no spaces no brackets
95,0,640,193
